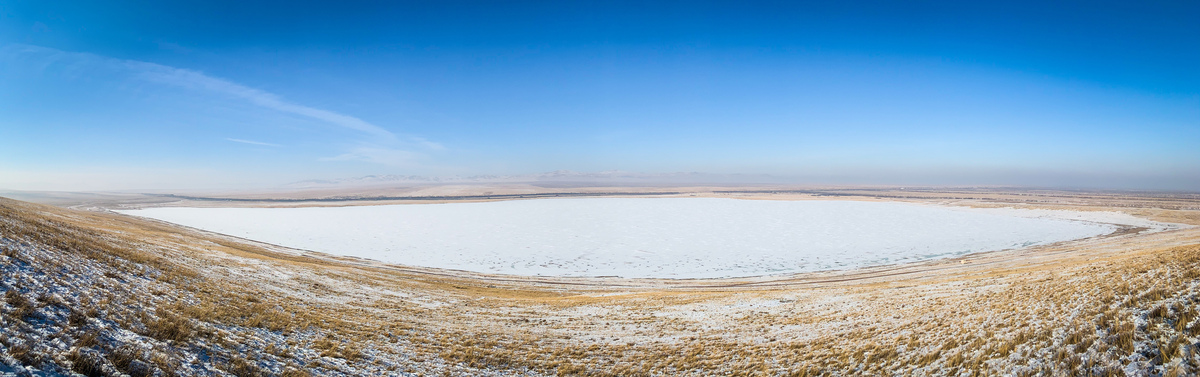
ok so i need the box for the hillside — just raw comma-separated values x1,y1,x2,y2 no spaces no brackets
2,194,1199,376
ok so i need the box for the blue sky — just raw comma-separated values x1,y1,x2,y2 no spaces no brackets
1,1,1197,191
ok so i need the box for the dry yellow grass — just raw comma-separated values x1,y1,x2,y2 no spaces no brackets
1,190,1199,375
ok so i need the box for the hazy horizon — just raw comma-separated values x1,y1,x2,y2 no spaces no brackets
2,1,1198,192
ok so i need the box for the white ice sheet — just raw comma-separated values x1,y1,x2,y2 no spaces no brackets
119,198,1119,278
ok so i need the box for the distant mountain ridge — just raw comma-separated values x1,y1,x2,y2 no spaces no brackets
285,170,782,188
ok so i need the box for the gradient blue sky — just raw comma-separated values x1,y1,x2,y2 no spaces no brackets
1,1,1197,191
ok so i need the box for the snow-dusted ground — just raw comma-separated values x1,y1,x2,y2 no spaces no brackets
118,198,1125,279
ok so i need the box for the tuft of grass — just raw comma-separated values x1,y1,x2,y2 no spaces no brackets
8,339,43,367
1141,288,1168,302
107,345,141,374
67,348,107,377
314,335,364,361
5,290,35,319
1176,305,1197,333
1157,336,1183,363
280,367,313,377
149,348,183,377
1110,322,1136,355
226,356,268,377
1073,335,1094,354
1064,330,1085,345
1,245,21,261
142,309,193,342
1148,305,1169,320
75,330,101,348
1165,365,1187,377
68,309,88,327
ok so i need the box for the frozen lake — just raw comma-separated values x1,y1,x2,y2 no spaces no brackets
119,198,1117,278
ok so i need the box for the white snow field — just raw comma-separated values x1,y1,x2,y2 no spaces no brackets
119,198,1123,279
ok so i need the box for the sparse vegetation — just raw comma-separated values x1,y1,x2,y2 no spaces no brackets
1,191,1199,376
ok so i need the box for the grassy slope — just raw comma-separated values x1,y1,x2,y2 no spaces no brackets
1,196,1199,376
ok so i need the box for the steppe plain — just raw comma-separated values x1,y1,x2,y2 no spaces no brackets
1,186,1199,376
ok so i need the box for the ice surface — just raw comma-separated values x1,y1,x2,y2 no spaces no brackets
118,198,1119,278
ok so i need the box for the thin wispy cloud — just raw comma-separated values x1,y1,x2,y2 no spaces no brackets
128,61,398,140
411,137,446,151
226,138,281,147
3,44,403,141
2,43,448,168
320,146,423,167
